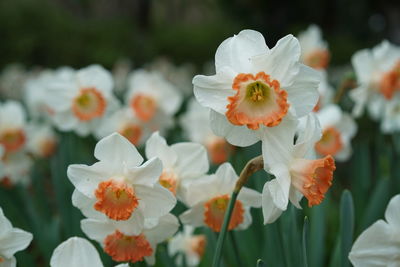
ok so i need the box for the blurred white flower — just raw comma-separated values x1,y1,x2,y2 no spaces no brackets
381,93,400,133
67,133,176,231
262,115,335,224
180,163,261,232
0,101,27,154
313,71,335,112
81,213,179,265
350,41,400,118
145,132,209,201
50,237,103,267
315,104,357,161
349,194,400,266
45,65,119,136
180,98,234,164
298,25,330,70
125,69,182,124
1,151,33,187
0,207,33,267
168,226,206,267
26,123,58,158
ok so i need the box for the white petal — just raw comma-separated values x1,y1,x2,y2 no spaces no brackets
135,184,176,218
215,29,268,73
266,165,291,210
351,49,373,84
127,157,163,186
145,132,177,168
210,110,259,147
334,143,352,162
76,65,113,97
237,187,262,208
0,208,12,239
144,214,179,244
113,209,145,236
94,132,143,170
261,183,284,224
336,113,357,140
385,194,400,229
349,85,370,118
179,202,205,227
0,229,33,259
0,256,16,267
180,175,218,207
193,69,236,114
316,104,342,130
80,219,114,244
293,113,322,159
260,115,297,168
171,142,209,179
71,189,104,220
50,237,103,267
214,162,237,195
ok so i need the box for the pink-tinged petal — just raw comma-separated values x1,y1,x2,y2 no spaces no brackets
145,132,177,168
385,194,400,229
215,29,269,73
94,133,143,170
193,68,237,115
50,237,104,267
179,202,206,227
262,181,284,224
135,184,176,218
171,142,209,178
210,110,259,147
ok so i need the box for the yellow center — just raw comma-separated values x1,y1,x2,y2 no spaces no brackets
246,81,269,103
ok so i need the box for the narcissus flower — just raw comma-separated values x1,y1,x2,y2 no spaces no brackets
315,104,357,161
50,237,104,267
0,207,33,267
26,123,58,158
262,115,335,224
180,98,234,164
81,214,179,265
67,133,176,230
298,25,330,70
349,194,400,266
168,226,206,267
0,101,27,154
1,151,33,187
350,41,400,118
193,29,320,149
45,65,119,136
180,163,261,232
125,69,182,123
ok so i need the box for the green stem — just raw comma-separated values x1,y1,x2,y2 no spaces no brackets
229,231,243,267
211,155,263,267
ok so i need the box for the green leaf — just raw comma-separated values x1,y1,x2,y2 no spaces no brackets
302,217,309,267
340,190,354,267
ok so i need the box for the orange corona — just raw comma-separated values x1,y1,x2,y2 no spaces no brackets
94,180,139,220
379,61,400,100
119,124,142,146
131,94,157,122
104,231,153,263
305,49,330,69
226,72,289,130
72,88,106,121
206,137,232,164
315,127,343,156
190,235,206,258
291,155,335,207
203,194,244,232
0,129,26,153
159,170,178,195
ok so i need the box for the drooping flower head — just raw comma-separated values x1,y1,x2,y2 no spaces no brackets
145,132,209,199
45,65,118,136
298,25,330,70
180,163,261,232
0,101,27,154
180,98,234,164
261,114,335,224
0,207,33,266
67,133,176,233
81,213,179,265
193,30,320,149
168,226,206,267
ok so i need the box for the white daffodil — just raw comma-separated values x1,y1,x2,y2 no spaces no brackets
349,194,400,266
50,237,103,267
0,207,33,267
315,104,357,161
0,101,27,154
1,151,32,187
298,25,330,70
45,65,119,136
125,69,182,123
168,226,206,267
180,163,261,232
67,133,176,232
381,93,400,133
193,29,320,155
81,213,179,265
26,123,58,158
95,107,172,147
262,114,335,224
180,98,234,164
145,132,209,200
350,41,400,118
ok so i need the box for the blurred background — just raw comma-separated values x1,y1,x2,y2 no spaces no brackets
0,0,399,70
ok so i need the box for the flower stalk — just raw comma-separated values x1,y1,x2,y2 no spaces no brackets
212,155,264,267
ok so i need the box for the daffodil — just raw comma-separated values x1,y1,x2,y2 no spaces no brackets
0,101,27,154
0,207,33,267
349,194,400,266
67,133,176,229
1,151,32,187
180,163,261,232
298,25,330,70
26,123,58,158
